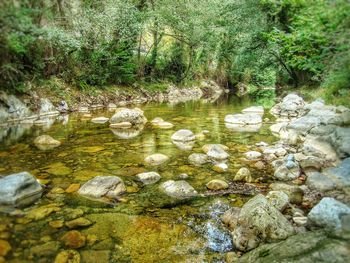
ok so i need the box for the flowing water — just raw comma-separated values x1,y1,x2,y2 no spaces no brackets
0,96,277,262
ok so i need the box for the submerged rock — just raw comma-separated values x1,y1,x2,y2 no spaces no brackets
206,179,229,190
207,144,229,161
110,108,147,125
136,172,161,185
202,144,229,153
232,194,294,251
78,176,126,202
188,153,209,166
159,180,198,199
34,135,61,150
0,172,43,207
171,129,195,142
151,118,174,129
54,250,80,263
61,230,86,249
144,153,169,166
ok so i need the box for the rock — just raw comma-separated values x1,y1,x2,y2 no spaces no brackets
239,230,350,263
274,164,301,181
66,217,93,229
109,122,132,129
39,98,59,116
202,144,229,153
302,136,339,163
34,135,61,150
263,147,287,157
78,176,126,201
242,106,264,116
232,194,294,251
225,113,262,125
266,191,289,211
270,122,288,134
306,172,336,192
225,123,262,132
270,94,306,118
54,250,81,263
91,117,109,124
78,106,89,113
144,153,169,166
244,151,261,160
110,125,144,139
207,145,229,161
0,172,43,207
172,140,195,150
30,241,60,257
323,157,350,187
171,129,195,142
159,180,198,199
234,168,252,183
0,240,11,257
56,101,69,113
109,108,147,125
49,220,64,229
213,163,228,173
206,179,229,190
0,91,33,122
254,161,265,170
66,184,81,193
308,197,350,231
299,156,324,170
61,231,86,249
26,204,61,220
135,172,161,185
330,127,350,157
188,153,209,166
270,183,304,204
151,118,174,129
221,207,241,230
293,216,308,226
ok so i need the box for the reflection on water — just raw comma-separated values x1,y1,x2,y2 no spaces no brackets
0,96,277,262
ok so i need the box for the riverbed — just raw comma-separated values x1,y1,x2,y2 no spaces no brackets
0,96,278,262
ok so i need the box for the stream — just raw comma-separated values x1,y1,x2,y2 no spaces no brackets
0,95,278,262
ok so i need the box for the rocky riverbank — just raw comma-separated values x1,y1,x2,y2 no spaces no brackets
0,80,224,125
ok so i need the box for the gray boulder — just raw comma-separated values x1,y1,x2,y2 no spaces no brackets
159,180,198,199
0,172,43,207
270,94,306,118
308,197,350,231
110,108,147,125
306,172,336,192
323,157,350,187
78,176,126,201
232,194,294,251
171,129,195,142
136,172,161,185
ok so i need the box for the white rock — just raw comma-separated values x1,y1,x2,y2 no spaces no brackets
136,172,161,185
244,151,262,160
171,129,195,142
91,117,109,124
144,153,169,166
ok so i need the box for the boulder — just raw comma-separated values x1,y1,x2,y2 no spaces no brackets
308,197,350,231
56,101,69,113
299,156,324,170
224,113,262,125
39,98,59,116
232,194,294,251
302,136,339,164
206,179,229,190
188,153,209,166
34,135,61,150
306,172,336,192
136,172,161,185
266,191,289,211
0,172,43,207
91,117,109,124
270,183,304,204
323,157,350,187
233,168,252,183
144,153,169,166
330,127,350,157
171,129,195,142
159,180,198,199
239,230,350,263
109,108,147,125
242,106,264,116
270,94,306,118
78,176,126,201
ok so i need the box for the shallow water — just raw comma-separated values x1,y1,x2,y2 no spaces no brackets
0,96,277,262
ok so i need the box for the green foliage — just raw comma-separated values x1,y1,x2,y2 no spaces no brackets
248,85,276,108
